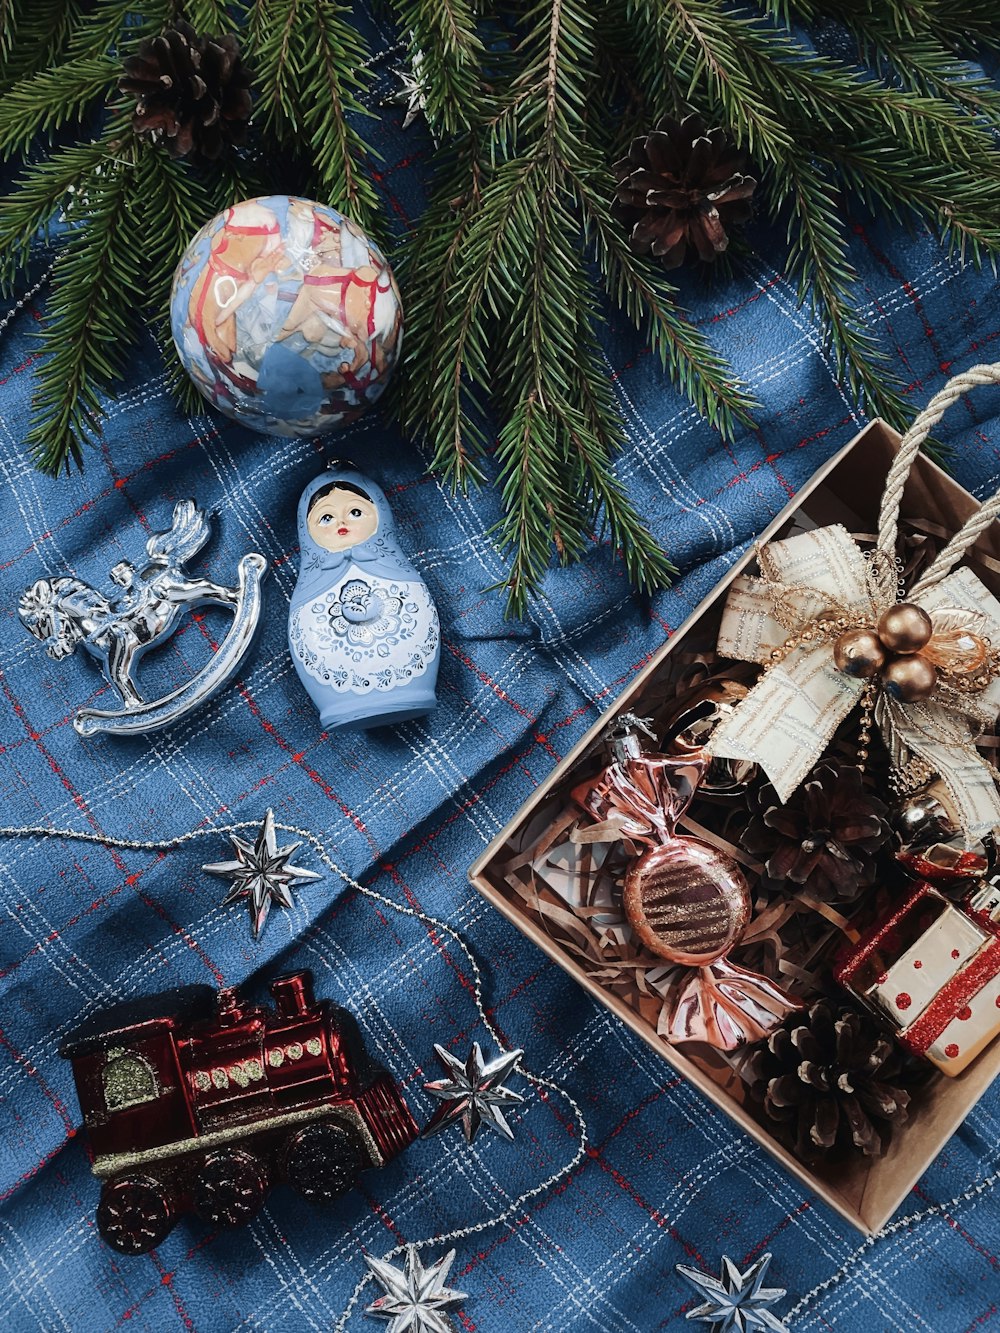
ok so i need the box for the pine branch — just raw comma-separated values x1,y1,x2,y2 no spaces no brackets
387,0,484,137
834,5,1000,116
249,0,381,233
759,0,817,23
0,0,80,89
246,0,300,138
182,0,245,32
466,0,677,612
561,348,678,594
769,155,911,428
490,393,578,611
133,145,215,325
397,144,491,486
0,0,15,61
0,57,118,160
657,1,1000,167
577,177,758,436
937,1,1000,51
66,0,169,58
622,0,1000,432
644,0,794,159
25,141,146,472
7,0,1000,609
825,138,1000,266
0,130,129,286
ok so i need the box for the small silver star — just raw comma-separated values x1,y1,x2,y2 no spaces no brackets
421,1042,525,1143
202,809,321,938
364,1245,467,1333
393,46,429,130
676,1253,789,1333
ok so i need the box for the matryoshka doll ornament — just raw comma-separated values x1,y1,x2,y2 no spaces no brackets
288,463,440,730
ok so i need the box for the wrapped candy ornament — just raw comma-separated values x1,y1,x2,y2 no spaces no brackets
570,715,802,1049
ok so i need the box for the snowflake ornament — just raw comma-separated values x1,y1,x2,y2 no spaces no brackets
202,808,321,938
421,1042,525,1143
364,1245,467,1333
676,1253,790,1333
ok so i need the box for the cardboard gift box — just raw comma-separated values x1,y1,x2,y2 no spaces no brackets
469,420,1000,1235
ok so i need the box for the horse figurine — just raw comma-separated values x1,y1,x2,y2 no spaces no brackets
19,501,267,738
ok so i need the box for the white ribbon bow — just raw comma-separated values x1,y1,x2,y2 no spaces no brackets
706,522,1000,844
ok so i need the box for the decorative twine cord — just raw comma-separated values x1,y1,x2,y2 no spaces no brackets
785,1166,999,1325
877,362,1000,596
0,821,589,1329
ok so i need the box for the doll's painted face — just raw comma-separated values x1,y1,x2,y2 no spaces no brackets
307,485,379,551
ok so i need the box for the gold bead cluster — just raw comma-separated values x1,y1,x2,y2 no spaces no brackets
762,601,1000,713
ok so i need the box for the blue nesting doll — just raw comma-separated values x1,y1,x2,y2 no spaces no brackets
288,464,440,730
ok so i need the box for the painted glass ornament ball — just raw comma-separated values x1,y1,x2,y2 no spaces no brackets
169,195,403,437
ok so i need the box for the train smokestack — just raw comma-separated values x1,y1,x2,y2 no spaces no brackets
271,971,316,1018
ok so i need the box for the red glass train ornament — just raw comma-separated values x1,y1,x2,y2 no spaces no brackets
60,970,418,1254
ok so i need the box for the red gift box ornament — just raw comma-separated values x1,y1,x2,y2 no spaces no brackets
570,715,802,1050
835,880,1000,1075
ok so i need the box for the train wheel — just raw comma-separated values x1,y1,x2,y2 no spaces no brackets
192,1148,269,1228
98,1174,174,1254
283,1120,366,1202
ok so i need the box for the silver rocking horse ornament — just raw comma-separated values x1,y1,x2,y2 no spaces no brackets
18,500,267,738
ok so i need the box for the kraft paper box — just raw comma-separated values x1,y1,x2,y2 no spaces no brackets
469,420,1000,1235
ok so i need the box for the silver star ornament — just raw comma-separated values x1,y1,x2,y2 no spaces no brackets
364,1245,467,1333
202,809,321,938
393,45,429,130
676,1253,790,1333
422,1042,525,1143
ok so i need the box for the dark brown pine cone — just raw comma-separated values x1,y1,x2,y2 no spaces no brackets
742,999,914,1160
612,113,756,268
743,759,891,903
119,22,252,160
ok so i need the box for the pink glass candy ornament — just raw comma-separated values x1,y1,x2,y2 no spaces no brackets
570,716,802,1049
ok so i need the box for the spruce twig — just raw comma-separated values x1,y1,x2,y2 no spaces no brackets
24,137,145,472
0,57,118,159
387,0,484,138
250,0,381,235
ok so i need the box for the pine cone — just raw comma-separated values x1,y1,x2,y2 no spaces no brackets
119,22,252,160
742,1000,914,1159
743,759,891,903
612,113,756,268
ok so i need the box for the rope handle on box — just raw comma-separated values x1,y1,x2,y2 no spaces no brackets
877,362,1000,593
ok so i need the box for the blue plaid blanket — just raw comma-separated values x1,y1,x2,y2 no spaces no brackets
1,17,999,1333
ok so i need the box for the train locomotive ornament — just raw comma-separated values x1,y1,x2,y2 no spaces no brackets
60,971,418,1254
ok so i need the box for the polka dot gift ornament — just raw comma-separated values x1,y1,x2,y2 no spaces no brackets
170,196,402,436
835,878,1000,1076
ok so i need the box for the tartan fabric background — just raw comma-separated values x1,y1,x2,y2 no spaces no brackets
2,13,1000,1332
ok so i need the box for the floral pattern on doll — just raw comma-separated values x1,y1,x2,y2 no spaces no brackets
289,575,438,688
330,578,403,648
